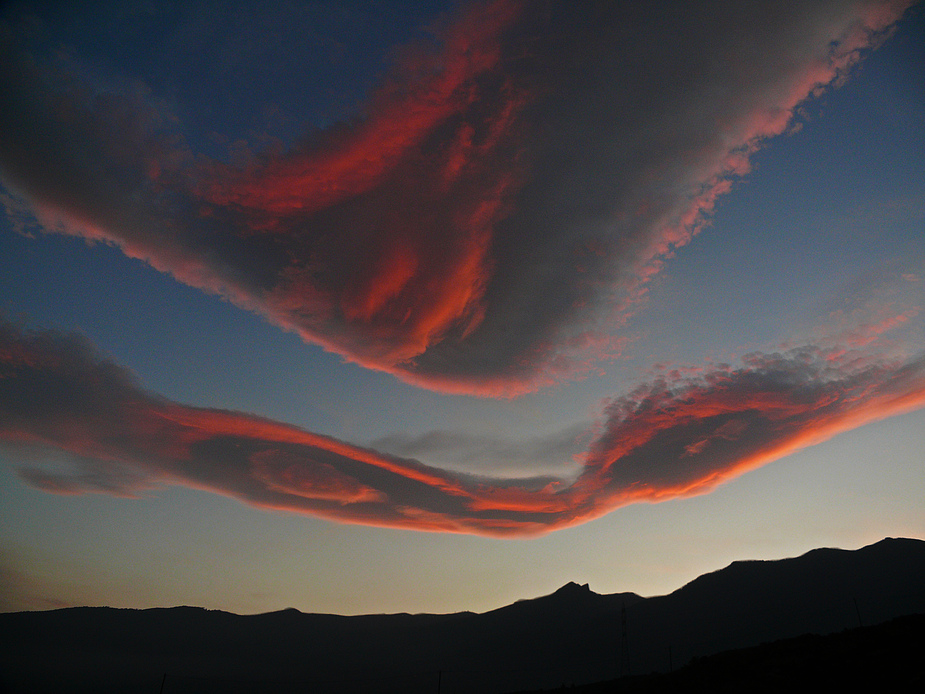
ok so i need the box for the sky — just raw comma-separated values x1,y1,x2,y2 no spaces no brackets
1,0,923,616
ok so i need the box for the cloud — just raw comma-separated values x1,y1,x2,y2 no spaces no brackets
783,263,925,357
577,348,925,516
3,320,924,536
0,0,914,395
370,425,589,479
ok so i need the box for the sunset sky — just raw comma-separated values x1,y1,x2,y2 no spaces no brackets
1,0,923,616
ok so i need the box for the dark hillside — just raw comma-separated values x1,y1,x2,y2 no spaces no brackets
518,612,925,693
1,538,923,693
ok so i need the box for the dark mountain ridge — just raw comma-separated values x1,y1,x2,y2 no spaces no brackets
2,537,923,693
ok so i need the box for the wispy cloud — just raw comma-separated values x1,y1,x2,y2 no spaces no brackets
0,0,913,395
3,320,923,536
370,426,589,479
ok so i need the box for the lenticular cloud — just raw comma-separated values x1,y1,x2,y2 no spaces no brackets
0,0,914,394
3,321,923,536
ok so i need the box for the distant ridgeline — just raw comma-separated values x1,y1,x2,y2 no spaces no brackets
1,538,924,694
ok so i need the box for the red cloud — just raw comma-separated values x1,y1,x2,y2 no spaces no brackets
0,1,914,395
200,0,525,217
3,322,924,536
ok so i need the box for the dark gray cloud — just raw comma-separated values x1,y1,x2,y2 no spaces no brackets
3,320,923,536
0,0,913,394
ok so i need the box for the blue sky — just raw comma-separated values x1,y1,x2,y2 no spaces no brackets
1,0,923,614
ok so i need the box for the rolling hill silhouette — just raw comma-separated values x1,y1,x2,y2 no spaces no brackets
1,537,923,693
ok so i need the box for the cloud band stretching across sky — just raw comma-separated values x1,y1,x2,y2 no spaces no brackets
0,0,914,395
3,321,923,536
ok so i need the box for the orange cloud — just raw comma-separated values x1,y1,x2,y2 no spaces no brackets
1,1,914,396
3,322,924,536
200,0,524,217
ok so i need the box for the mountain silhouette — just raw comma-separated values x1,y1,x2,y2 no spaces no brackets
1,537,923,693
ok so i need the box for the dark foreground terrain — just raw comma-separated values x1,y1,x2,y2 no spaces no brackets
1,537,923,693
514,612,925,693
